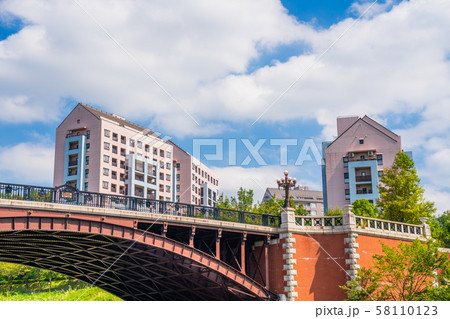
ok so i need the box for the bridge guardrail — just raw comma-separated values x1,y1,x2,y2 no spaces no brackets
294,215,424,236
0,182,280,228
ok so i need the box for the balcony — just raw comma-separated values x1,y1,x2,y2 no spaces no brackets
68,142,79,150
356,189,373,195
68,168,78,176
356,175,372,182
135,173,144,182
68,159,78,167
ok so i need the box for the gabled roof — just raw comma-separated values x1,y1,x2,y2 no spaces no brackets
264,188,323,202
326,115,400,149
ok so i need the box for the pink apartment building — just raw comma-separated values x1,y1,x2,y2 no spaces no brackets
170,141,219,206
322,116,406,211
53,103,219,206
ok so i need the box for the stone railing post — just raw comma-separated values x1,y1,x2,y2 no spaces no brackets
342,205,355,229
342,205,359,281
419,217,432,239
279,207,298,301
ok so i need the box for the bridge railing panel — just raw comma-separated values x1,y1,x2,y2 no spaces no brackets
355,216,422,235
0,182,280,228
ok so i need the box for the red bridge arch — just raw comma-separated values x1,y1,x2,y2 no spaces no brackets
0,211,277,301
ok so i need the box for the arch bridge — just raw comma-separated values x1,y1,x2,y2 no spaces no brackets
0,182,280,301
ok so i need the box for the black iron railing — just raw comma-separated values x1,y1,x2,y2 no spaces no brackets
0,182,280,227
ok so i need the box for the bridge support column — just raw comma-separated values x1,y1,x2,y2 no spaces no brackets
215,229,222,260
189,226,196,247
280,208,298,301
241,232,247,275
265,234,270,290
162,222,168,237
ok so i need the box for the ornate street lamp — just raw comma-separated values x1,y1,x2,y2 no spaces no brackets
277,171,297,208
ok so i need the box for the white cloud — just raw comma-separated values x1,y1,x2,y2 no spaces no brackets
0,143,54,185
0,0,306,135
424,186,450,215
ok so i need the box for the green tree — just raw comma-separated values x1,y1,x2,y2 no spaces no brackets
216,188,255,211
326,206,343,216
429,211,450,248
351,199,378,218
341,240,449,301
377,151,435,224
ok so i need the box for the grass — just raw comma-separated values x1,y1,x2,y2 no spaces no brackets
0,286,122,301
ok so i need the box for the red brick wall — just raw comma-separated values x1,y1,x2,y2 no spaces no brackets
268,240,285,295
293,233,348,301
357,235,404,268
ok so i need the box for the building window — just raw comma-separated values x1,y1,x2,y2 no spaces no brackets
176,195,180,202
166,185,170,192
103,181,109,189
359,139,364,144
176,185,180,192
85,169,89,178
112,133,118,141
360,155,365,160
121,135,126,144
344,172,349,179
137,141,142,148
160,172,164,180
310,210,317,216
103,168,109,176
378,170,383,178
85,156,90,165
153,148,158,155
343,156,348,167
111,183,117,193
104,129,110,137
160,161,164,169
176,163,180,171
104,142,110,150
377,154,383,165
86,143,90,152
129,139,135,147
167,151,172,158
345,189,350,195
112,145,118,154
166,174,171,181
111,171,117,180
166,162,171,169
310,203,316,208
176,174,180,181
77,119,80,124
103,155,110,163
86,130,90,139
84,182,88,191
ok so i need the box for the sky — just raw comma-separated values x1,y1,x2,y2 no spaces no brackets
0,0,449,213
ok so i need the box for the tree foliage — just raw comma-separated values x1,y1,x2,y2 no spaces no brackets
377,151,435,224
341,240,449,301
326,206,343,216
429,211,450,248
217,188,308,216
351,199,378,218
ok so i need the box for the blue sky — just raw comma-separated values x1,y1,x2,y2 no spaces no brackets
0,0,449,212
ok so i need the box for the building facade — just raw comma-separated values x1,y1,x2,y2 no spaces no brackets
170,141,219,206
262,186,324,216
322,116,403,211
54,103,219,206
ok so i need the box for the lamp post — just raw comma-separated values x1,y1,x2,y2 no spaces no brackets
277,171,297,208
